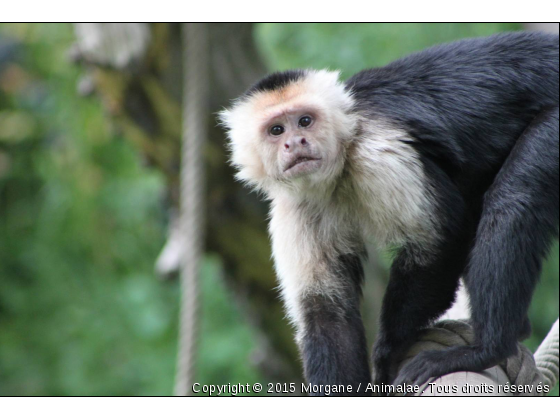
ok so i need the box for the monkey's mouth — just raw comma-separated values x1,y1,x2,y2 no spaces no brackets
284,156,322,172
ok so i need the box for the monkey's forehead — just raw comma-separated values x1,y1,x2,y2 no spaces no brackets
251,92,326,122
229,69,351,117
250,83,311,111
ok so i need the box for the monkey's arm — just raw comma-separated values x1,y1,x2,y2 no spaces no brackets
270,203,371,395
372,239,470,387
391,106,559,388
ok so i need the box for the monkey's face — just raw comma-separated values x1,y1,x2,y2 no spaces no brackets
261,106,336,181
220,69,357,195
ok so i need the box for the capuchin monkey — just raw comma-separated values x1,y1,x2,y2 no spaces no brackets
219,32,559,395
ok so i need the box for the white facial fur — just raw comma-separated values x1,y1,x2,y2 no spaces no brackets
219,70,357,197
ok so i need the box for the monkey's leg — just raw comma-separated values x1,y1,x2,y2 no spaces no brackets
298,253,372,395
372,237,470,387
393,106,559,387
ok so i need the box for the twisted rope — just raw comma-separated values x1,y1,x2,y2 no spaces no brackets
174,23,209,397
396,319,559,395
534,319,559,390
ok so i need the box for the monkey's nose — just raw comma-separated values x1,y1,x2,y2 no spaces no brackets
284,138,307,152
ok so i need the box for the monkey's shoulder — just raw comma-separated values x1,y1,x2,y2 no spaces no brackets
346,31,558,95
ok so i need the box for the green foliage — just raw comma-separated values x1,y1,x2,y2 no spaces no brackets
197,256,263,395
0,24,172,395
0,23,261,395
256,23,522,77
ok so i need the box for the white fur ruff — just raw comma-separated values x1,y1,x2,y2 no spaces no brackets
221,69,438,331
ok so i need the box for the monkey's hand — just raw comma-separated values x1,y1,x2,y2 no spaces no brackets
392,345,496,390
391,350,443,390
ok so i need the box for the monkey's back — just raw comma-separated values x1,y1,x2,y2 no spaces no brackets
347,31,558,211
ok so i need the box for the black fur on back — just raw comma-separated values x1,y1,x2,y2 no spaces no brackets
346,31,558,221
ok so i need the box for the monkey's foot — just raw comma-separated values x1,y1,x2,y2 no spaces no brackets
392,345,501,390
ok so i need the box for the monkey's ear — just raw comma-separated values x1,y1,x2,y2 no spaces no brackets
217,103,269,191
217,108,232,129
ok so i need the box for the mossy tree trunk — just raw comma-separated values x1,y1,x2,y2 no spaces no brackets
71,23,301,382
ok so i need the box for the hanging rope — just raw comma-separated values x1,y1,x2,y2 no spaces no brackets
393,319,560,395
174,23,209,397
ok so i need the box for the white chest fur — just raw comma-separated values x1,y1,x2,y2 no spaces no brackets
348,121,438,249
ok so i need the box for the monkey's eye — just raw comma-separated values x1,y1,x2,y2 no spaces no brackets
298,116,313,128
270,125,285,136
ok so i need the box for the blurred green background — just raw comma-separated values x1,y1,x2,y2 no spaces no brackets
0,23,557,396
